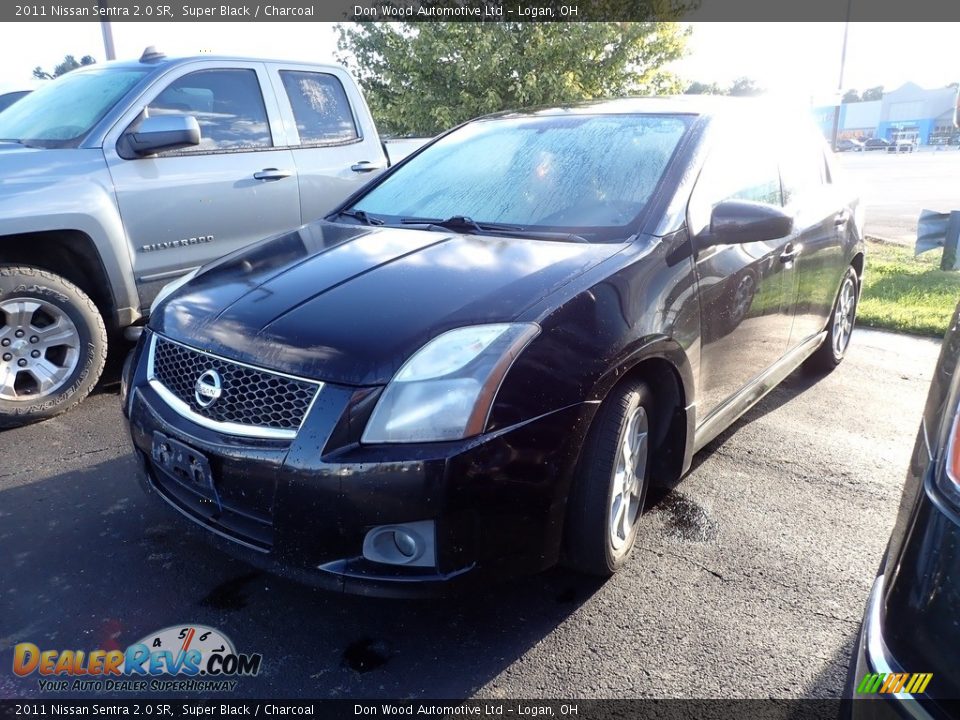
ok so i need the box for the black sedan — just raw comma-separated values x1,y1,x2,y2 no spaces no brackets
850,302,960,713
122,98,864,596
864,138,892,151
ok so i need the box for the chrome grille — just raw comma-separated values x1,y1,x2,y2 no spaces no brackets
148,335,320,438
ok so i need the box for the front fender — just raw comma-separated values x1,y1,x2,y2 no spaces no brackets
0,148,140,326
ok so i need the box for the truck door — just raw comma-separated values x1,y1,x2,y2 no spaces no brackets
265,63,389,224
103,61,301,308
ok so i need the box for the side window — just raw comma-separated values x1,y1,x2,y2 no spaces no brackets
279,71,358,146
780,139,825,205
148,69,271,153
688,138,782,237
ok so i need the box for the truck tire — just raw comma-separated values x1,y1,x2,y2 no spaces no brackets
0,266,108,428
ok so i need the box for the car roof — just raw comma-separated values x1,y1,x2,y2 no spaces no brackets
480,95,770,121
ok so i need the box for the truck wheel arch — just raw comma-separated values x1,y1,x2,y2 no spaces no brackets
0,230,118,332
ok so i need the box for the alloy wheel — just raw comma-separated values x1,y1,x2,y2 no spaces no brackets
609,404,648,552
0,298,80,401
832,276,857,358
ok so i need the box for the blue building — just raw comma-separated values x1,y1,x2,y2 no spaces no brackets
816,82,958,145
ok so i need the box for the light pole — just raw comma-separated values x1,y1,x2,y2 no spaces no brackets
98,0,116,60
830,5,852,151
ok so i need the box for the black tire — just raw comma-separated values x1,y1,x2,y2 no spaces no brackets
805,266,859,374
564,379,655,576
0,266,108,428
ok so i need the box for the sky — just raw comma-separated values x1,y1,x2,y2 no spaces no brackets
1,21,957,102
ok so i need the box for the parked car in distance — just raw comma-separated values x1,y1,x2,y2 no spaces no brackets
122,97,864,597
837,138,864,152
849,301,960,714
864,138,892,151
0,47,412,428
888,130,919,153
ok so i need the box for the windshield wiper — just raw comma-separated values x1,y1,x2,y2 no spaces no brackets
336,209,384,226
399,215,588,243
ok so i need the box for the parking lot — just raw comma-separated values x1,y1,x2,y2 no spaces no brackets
837,148,960,244
0,327,941,699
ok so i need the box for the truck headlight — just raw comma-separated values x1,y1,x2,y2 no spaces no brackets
362,323,540,444
148,268,200,316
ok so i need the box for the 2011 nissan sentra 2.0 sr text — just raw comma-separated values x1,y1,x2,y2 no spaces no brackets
122,98,864,597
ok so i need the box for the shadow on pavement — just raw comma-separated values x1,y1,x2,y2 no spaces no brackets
0,454,602,700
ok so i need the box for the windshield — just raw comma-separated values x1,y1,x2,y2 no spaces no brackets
351,113,691,242
0,67,149,148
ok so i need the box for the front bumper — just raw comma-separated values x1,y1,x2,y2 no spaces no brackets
850,576,935,720
850,467,960,718
125,352,592,598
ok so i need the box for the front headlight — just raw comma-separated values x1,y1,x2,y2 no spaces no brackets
362,323,540,444
148,267,200,316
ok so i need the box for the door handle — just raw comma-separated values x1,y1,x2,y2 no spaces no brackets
834,211,849,227
779,243,801,264
351,161,384,173
253,168,293,181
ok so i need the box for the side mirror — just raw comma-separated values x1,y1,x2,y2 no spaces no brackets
127,115,200,156
699,199,794,248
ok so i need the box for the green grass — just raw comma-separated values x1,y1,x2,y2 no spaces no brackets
859,239,960,337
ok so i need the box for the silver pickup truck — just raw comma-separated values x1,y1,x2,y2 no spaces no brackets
0,47,413,427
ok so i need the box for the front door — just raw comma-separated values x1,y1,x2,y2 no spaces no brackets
103,62,301,308
689,134,798,421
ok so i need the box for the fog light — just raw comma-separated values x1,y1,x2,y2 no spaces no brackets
362,520,436,568
393,530,417,558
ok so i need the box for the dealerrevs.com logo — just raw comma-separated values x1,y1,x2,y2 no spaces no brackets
13,625,262,693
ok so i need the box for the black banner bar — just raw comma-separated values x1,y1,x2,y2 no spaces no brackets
3,0,960,22
0,699,955,720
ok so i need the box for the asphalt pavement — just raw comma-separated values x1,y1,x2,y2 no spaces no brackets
0,328,942,699
836,148,960,245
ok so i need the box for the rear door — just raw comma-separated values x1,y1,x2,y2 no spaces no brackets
103,61,301,307
265,63,389,224
689,128,798,420
781,133,847,347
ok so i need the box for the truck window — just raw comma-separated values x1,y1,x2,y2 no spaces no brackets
148,69,271,152
279,71,358,146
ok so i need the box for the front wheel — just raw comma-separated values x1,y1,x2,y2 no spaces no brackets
564,380,654,576
805,266,859,373
0,266,108,428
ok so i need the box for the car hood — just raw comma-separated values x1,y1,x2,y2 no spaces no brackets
152,221,626,386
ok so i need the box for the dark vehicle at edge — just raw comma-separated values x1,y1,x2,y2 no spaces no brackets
850,301,960,714
122,98,865,597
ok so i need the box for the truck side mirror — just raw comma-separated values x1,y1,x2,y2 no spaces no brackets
127,115,201,156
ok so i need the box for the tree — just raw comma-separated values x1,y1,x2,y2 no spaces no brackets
685,80,725,95
842,89,861,104
33,54,96,80
862,86,884,101
728,76,763,97
336,22,690,136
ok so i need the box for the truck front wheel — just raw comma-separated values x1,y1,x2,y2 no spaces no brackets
0,266,107,428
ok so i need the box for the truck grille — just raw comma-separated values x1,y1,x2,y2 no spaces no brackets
148,335,320,438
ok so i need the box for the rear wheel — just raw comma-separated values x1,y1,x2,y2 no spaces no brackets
805,266,858,373
0,266,107,428
565,380,654,576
